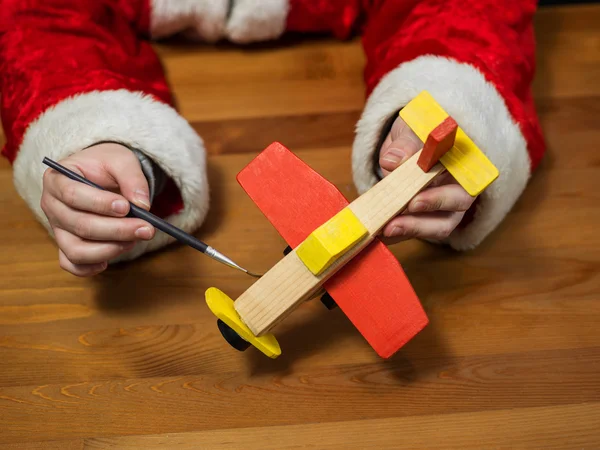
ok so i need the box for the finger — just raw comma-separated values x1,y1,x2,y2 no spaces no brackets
379,137,420,175
103,151,152,210
54,227,136,265
407,184,476,214
58,249,108,277
428,171,456,188
382,211,465,243
380,129,393,152
389,114,419,142
379,122,422,175
48,196,155,241
44,173,131,217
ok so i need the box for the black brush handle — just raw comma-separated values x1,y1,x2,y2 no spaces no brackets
42,157,208,253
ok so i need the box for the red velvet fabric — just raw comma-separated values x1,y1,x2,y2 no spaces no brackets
287,0,546,171
0,0,182,217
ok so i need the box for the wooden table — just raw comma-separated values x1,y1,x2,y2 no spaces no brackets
1,5,598,449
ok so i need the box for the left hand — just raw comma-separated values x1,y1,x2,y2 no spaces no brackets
378,116,476,244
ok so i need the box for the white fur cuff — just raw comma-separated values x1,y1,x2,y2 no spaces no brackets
150,0,229,42
352,55,531,250
13,89,209,262
150,0,290,43
227,0,289,43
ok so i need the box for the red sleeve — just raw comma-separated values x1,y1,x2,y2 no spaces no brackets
285,0,545,250
0,0,209,261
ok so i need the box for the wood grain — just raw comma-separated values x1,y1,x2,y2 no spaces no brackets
84,403,600,449
1,4,599,448
6,441,83,450
1,347,599,443
11,403,600,449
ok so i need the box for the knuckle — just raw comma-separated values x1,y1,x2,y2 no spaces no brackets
110,222,127,241
124,150,139,164
62,246,82,265
74,217,92,239
91,194,108,213
404,218,418,237
116,223,136,240
42,168,53,186
431,197,444,211
64,183,78,206
40,195,49,214
116,150,139,171
58,255,71,273
459,194,475,212
437,224,453,239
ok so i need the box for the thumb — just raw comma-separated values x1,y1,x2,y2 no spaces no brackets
379,118,422,176
106,151,152,211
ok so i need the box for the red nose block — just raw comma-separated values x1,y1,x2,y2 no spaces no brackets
417,116,458,172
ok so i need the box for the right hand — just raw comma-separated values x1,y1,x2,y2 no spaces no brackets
41,143,156,277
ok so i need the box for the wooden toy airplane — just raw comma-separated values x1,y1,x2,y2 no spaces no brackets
205,91,499,359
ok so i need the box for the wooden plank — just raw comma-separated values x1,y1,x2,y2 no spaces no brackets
533,5,600,99
177,79,365,122
83,403,600,449
190,111,360,155
156,39,366,122
0,347,598,443
6,441,83,450
0,273,598,388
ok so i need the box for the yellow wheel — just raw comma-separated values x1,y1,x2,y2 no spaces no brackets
205,287,281,359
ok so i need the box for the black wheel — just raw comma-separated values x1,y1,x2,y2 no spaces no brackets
217,319,250,351
283,245,292,256
320,292,338,310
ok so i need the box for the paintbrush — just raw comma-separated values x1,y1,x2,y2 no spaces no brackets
42,157,261,278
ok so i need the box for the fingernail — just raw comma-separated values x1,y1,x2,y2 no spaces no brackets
385,226,404,238
134,189,151,209
410,201,427,213
382,148,406,166
135,226,153,240
112,200,129,215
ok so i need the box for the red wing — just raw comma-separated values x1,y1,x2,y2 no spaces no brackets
325,241,428,358
236,142,348,247
237,142,428,357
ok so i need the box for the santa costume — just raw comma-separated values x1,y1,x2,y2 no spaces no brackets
0,0,545,261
